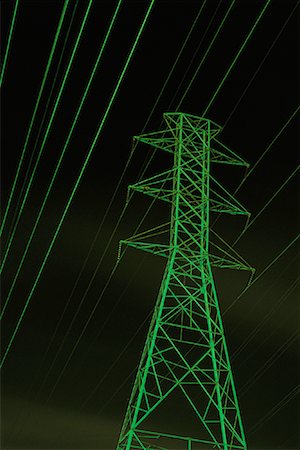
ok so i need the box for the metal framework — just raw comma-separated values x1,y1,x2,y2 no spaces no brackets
117,113,253,450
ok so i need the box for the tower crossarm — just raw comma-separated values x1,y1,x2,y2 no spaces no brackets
210,139,249,167
133,129,177,154
120,239,254,273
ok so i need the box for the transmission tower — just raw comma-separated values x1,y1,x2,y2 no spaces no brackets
117,113,253,450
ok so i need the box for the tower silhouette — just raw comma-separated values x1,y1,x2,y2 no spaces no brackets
117,113,253,450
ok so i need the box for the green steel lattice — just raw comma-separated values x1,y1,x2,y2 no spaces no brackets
117,112,253,450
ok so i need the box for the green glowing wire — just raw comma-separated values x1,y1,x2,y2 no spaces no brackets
0,0,122,320
168,0,223,110
211,105,300,230
248,384,300,435
143,0,208,129
215,164,299,265
45,258,121,403
233,165,300,246
224,232,300,314
3,2,125,396
233,273,300,361
202,0,272,116
0,0,20,87
7,0,80,240
0,0,155,368
176,0,236,111
240,330,299,396
3,0,125,386
0,0,70,238
0,0,93,274
234,104,300,193
223,0,300,128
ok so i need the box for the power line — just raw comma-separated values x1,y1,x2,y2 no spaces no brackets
0,0,71,238
224,232,300,314
235,304,299,393
210,163,299,274
232,272,300,361
130,0,229,183
132,0,236,183
232,165,299,246
0,0,93,274
44,259,121,403
0,0,156,368
240,330,299,396
66,0,211,272
0,0,20,86
167,0,223,111
96,366,136,417
6,0,80,243
202,0,272,116
223,0,300,128
233,104,300,195
278,429,300,449
210,105,300,231
248,384,300,435
0,0,122,320
143,0,208,126
81,299,151,409
176,0,236,111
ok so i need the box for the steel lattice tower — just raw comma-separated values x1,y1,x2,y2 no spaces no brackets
117,113,253,450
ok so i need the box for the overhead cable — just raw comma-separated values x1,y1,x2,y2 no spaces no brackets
0,0,93,274
0,0,20,86
0,0,71,238
0,0,156,368
0,0,122,320
202,0,272,116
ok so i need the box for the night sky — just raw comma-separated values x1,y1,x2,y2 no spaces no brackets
1,0,299,449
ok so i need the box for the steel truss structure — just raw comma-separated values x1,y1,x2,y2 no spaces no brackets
117,113,254,450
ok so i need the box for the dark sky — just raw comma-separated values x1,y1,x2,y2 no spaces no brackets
1,0,299,449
